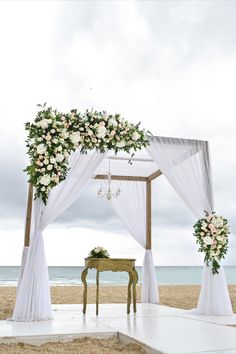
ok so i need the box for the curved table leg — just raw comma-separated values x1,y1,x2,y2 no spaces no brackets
132,268,138,313
127,271,133,314
81,267,88,314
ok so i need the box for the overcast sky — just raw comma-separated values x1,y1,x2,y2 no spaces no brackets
0,0,236,266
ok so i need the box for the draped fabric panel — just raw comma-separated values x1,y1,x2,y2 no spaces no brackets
12,150,106,321
196,265,233,315
147,136,214,217
17,246,29,296
111,181,158,303
147,136,233,315
142,250,159,303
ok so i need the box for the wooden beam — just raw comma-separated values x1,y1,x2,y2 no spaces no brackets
94,174,147,182
146,180,152,250
147,169,162,182
24,183,33,247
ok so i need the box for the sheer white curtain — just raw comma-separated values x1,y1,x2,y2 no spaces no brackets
147,136,233,315
111,181,159,303
12,150,106,321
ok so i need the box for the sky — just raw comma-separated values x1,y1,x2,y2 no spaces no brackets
0,0,236,266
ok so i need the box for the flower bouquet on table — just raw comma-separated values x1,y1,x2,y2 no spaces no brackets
193,211,230,275
88,247,110,259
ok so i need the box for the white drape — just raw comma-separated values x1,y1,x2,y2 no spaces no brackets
111,181,159,303
147,136,233,315
12,150,106,321
17,246,29,295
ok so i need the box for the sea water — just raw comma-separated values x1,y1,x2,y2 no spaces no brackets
0,266,235,286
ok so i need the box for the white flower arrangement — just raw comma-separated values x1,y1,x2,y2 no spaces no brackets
193,211,230,274
88,247,110,259
25,104,150,203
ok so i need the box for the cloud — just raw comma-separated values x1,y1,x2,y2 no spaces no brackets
0,0,235,264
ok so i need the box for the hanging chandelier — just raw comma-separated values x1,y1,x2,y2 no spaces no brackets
97,160,121,200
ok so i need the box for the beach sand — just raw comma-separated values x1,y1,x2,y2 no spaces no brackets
1,285,235,320
0,285,235,353
0,337,146,353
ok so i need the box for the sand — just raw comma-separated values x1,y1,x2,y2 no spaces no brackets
0,285,235,353
1,285,236,320
0,337,146,353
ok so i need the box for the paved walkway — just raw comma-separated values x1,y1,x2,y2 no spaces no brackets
0,304,236,354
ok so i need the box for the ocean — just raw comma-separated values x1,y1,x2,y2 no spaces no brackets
0,266,235,286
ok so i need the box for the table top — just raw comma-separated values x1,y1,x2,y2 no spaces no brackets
84,258,136,272
85,258,136,261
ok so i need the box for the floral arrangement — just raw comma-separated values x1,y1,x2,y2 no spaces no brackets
88,247,110,259
193,212,230,275
25,104,150,204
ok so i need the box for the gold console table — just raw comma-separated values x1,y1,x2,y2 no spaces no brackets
81,258,138,315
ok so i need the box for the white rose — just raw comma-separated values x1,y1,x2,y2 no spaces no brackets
50,157,56,164
203,236,212,245
97,126,107,139
47,164,53,171
212,218,223,228
108,118,117,127
87,129,93,136
132,131,140,141
37,144,46,155
94,247,102,253
39,175,51,186
61,130,69,139
70,132,81,145
201,222,207,229
116,141,126,148
57,145,62,152
56,153,64,163
40,119,49,129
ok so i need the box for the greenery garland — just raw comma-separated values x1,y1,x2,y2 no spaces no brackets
25,104,150,204
193,211,230,274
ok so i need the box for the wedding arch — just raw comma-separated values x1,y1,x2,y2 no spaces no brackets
12,106,233,321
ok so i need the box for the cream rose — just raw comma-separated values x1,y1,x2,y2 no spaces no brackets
56,153,64,163
97,126,107,139
70,132,81,145
39,175,51,186
37,144,46,155
203,236,212,245
47,164,53,171
108,118,117,127
94,247,102,253
50,157,56,164
40,119,49,129
132,132,140,141
116,141,126,148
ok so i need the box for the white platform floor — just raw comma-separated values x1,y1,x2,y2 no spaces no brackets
0,304,236,354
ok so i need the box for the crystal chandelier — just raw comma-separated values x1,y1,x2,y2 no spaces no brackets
97,160,121,200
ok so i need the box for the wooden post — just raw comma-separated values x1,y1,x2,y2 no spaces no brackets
146,180,152,250
24,183,33,247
